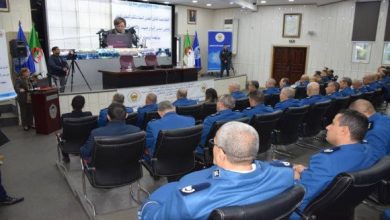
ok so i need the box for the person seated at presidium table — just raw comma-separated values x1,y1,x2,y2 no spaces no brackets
291,109,378,219
299,82,328,106
324,81,342,99
242,91,274,118
172,88,197,107
274,87,301,111
139,121,295,220
136,93,158,128
339,77,354,96
228,82,246,100
263,78,280,95
80,103,140,161
14,68,34,131
145,101,195,159
98,93,133,127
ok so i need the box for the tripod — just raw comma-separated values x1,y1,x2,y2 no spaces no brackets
65,58,92,92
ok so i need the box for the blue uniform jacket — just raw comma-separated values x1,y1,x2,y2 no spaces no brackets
172,98,198,107
146,112,195,156
293,143,377,217
98,106,133,127
296,81,309,88
263,87,280,95
136,104,158,128
365,113,390,160
353,87,368,94
242,104,274,118
339,87,354,96
299,95,328,106
139,160,294,220
231,91,246,100
80,121,140,160
366,82,382,92
325,91,342,100
274,98,301,111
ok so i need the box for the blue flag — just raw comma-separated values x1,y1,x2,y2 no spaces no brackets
15,22,35,74
192,31,201,69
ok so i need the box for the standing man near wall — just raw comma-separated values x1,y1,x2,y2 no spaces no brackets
219,45,232,78
47,46,68,93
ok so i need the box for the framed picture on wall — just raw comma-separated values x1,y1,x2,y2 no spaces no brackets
352,42,372,64
283,13,302,38
188,9,197,24
0,0,9,12
382,42,390,65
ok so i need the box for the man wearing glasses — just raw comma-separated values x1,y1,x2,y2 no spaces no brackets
139,121,295,220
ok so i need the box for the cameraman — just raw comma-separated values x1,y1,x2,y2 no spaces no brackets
48,46,69,93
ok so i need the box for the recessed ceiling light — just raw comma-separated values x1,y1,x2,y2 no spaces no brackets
289,0,294,2
164,1,169,3
142,0,148,1
192,0,198,3
230,2,234,4
260,0,266,4
206,3,212,6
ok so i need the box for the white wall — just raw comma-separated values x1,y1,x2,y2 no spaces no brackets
0,0,32,32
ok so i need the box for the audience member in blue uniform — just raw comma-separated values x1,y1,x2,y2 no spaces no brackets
339,77,354,96
172,88,197,107
204,88,218,104
263,78,280,95
295,74,310,88
364,74,382,92
136,93,158,128
242,91,273,118
274,87,301,110
325,81,342,99
139,121,295,220
60,95,92,163
352,79,368,94
145,101,195,158
80,103,140,160
198,94,244,151
247,80,259,94
98,93,133,127
291,110,378,219
350,99,390,160
299,82,328,106
229,82,246,100
279,77,290,88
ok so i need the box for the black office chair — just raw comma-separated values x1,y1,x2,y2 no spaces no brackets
299,156,390,220
349,93,364,105
81,132,147,218
295,87,307,99
300,100,331,138
142,125,203,182
362,91,375,103
125,112,138,126
249,110,283,154
372,89,385,110
322,96,350,127
176,104,202,123
234,98,250,111
201,103,217,121
319,83,327,96
208,185,305,220
264,94,280,108
142,111,161,130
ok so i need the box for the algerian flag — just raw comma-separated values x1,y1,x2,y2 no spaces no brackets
29,25,48,77
184,31,192,51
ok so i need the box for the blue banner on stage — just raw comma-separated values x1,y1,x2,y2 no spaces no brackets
207,31,232,72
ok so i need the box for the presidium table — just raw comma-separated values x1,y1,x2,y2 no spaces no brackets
98,67,199,89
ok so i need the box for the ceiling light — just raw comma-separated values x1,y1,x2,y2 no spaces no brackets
206,3,212,6
230,2,234,4
260,0,266,3
164,1,169,3
192,0,198,3
289,0,294,2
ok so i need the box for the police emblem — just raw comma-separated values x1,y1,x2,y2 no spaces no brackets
181,185,195,194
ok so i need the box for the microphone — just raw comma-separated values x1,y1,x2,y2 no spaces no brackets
96,29,105,34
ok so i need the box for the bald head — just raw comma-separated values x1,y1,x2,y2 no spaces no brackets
228,82,240,93
307,82,320,96
266,78,276,88
177,88,188,99
349,99,376,117
280,87,295,101
145,93,157,105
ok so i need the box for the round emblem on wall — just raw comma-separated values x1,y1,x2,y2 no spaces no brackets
49,104,57,119
215,33,225,43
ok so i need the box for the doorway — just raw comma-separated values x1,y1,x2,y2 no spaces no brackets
272,46,307,85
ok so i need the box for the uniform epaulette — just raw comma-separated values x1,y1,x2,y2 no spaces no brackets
179,182,211,196
321,147,340,154
245,107,253,110
368,121,374,130
270,160,292,167
210,112,219,117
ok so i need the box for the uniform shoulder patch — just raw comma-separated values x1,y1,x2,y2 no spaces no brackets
270,160,292,167
368,122,374,130
179,182,211,196
245,107,253,110
322,147,340,154
210,112,219,117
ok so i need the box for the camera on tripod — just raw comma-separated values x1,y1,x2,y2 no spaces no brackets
67,49,77,60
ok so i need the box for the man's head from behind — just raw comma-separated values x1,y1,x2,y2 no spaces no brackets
157,101,175,117
112,93,125,105
280,87,295,102
247,80,259,93
349,99,376,118
266,78,276,88
145,93,157,105
213,121,259,167
228,82,240,93
217,94,235,111
306,82,320,97
326,109,368,146
71,95,86,111
176,88,188,99
248,91,265,107
107,103,127,122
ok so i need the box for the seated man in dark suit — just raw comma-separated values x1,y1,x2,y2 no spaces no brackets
98,93,133,127
263,78,280,95
172,88,197,107
299,82,328,106
325,81,342,99
80,103,140,161
139,121,294,219
242,91,273,118
229,82,246,100
274,87,301,111
145,101,195,159
291,109,378,219
136,93,158,128
339,77,354,96
60,95,92,163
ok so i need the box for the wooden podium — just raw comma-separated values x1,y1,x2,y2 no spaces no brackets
31,87,61,134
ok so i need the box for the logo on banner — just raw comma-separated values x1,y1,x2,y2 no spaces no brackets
49,104,57,119
215,33,225,43
128,91,141,103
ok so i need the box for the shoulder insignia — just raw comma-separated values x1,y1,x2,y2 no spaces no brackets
270,160,292,167
368,122,373,130
245,107,253,110
180,182,211,196
211,112,219,117
213,169,220,177
322,147,340,154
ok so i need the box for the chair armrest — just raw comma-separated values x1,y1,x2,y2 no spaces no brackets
80,159,95,171
56,133,64,144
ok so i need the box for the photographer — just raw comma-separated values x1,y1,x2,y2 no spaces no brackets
48,46,69,93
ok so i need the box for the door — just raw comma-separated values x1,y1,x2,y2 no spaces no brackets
272,47,307,85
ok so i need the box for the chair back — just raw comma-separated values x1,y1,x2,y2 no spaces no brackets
250,110,283,153
349,93,364,105
295,87,307,99
323,96,350,127
234,98,250,111
151,125,203,176
145,54,159,67
176,104,202,121
372,89,384,108
362,91,375,103
125,112,138,126
62,116,98,154
274,105,309,145
303,156,390,220
119,55,136,70
319,83,327,96
89,132,146,188
264,94,280,107
301,100,331,137
142,111,161,130
201,103,217,121
208,185,305,220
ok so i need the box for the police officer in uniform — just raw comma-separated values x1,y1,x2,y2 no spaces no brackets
274,87,301,111
145,101,195,159
263,78,280,95
339,77,354,96
324,81,342,99
228,82,246,100
139,121,295,220
291,109,378,219
172,88,197,107
299,82,328,106
242,90,274,118
98,93,133,127
136,93,158,128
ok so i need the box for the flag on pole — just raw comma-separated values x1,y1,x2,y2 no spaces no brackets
29,25,48,77
184,31,192,51
15,22,35,74
192,31,201,69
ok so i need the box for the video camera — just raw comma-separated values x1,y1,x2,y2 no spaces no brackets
67,49,77,60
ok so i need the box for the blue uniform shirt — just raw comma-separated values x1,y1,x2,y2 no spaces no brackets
172,98,197,107
366,82,382,92
242,104,274,118
325,91,342,100
231,91,246,100
339,87,354,96
299,94,328,106
365,113,390,160
297,81,309,88
353,86,368,94
146,112,195,156
274,98,301,110
139,160,294,220
136,103,158,128
98,106,133,127
263,87,280,95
